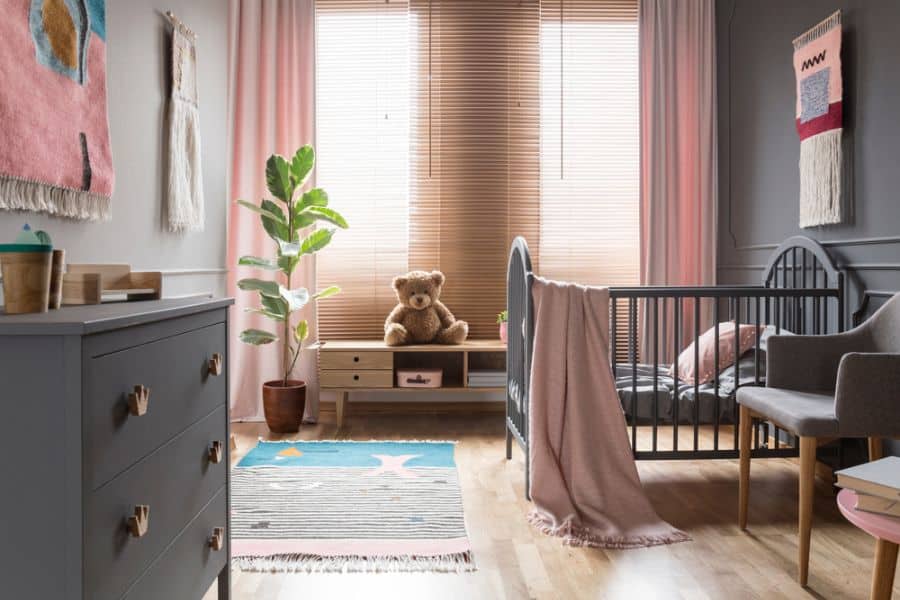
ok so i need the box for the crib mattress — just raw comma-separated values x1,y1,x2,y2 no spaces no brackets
614,355,764,425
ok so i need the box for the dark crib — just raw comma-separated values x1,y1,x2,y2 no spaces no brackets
506,236,844,498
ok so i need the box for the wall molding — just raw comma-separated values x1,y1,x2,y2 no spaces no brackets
153,267,229,276
734,235,900,253
719,263,900,271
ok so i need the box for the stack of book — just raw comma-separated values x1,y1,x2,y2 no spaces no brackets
836,456,900,518
467,369,506,388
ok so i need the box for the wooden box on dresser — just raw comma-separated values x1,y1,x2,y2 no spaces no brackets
0,298,233,600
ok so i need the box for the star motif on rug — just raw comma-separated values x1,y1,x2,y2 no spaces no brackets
364,454,422,479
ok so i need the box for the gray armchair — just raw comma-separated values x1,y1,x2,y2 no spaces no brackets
736,292,900,587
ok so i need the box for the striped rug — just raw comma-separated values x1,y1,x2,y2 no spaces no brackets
231,440,474,573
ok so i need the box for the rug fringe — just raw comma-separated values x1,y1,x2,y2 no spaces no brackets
527,511,691,550
233,551,476,574
0,175,110,221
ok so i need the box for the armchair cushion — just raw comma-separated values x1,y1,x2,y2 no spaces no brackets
737,387,838,436
834,353,900,437
766,330,871,392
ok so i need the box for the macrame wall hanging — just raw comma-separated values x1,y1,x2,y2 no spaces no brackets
793,10,843,228
166,11,205,232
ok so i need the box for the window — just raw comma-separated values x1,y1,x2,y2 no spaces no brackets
315,0,639,341
315,0,410,339
539,0,640,288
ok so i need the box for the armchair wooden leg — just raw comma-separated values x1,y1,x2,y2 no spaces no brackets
868,437,884,461
798,436,816,587
738,405,752,530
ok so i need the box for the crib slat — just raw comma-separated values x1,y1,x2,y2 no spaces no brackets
629,298,637,454
693,297,700,452
733,296,740,451
713,301,720,451
652,297,659,453
673,298,682,451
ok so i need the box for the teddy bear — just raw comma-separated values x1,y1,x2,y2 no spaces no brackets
384,270,469,346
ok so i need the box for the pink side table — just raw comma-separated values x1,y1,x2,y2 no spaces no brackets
838,489,900,600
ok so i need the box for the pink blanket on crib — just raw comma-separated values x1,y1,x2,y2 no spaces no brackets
528,277,689,548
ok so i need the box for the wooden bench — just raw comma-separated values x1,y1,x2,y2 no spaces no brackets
316,340,507,426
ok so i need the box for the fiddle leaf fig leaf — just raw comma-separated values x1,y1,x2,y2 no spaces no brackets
237,278,281,298
261,295,289,319
237,199,287,225
238,256,279,270
277,239,301,257
294,319,310,343
280,287,310,311
300,228,335,255
260,200,290,242
299,188,329,210
301,206,348,229
291,146,315,189
265,154,293,203
313,286,341,300
240,329,278,345
277,253,299,274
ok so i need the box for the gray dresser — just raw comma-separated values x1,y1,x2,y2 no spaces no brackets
0,298,233,600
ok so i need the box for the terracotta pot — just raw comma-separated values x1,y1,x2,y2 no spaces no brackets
499,321,508,344
262,379,306,433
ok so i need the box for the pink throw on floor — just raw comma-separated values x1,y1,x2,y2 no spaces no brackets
528,277,690,548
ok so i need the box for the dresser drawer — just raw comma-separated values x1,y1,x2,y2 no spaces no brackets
123,487,227,600
320,350,392,370
321,369,394,388
85,406,227,600
84,322,226,489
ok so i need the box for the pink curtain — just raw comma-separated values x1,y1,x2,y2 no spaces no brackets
227,0,318,421
639,0,717,360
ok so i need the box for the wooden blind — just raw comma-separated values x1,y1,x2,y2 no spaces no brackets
315,0,410,339
538,0,639,287
539,0,639,359
408,0,540,340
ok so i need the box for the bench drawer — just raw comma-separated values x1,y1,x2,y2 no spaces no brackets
320,350,392,370
122,488,227,600
320,369,393,388
84,406,227,600
84,322,227,489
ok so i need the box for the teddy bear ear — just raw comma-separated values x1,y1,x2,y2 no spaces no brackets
430,271,445,286
392,275,408,291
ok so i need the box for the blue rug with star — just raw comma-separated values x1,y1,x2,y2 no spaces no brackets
231,440,474,573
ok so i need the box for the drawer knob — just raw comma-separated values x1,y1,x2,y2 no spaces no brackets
128,385,150,417
208,353,224,376
353,356,360,362
208,440,224,464
353,374,359,381
209,527,225,551
127,505,150,538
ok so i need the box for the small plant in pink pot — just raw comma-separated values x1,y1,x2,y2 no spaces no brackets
497,310,508,344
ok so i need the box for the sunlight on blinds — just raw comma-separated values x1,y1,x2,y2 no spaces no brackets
539,1,639,288
315,0,410,339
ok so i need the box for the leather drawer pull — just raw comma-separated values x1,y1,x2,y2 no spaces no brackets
127,505,150,538
128,385,150,417
208,440,224,464
208,353,223,376
208,527,225,551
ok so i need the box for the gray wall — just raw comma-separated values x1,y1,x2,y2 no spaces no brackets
718,0,900,454
0,0,228,298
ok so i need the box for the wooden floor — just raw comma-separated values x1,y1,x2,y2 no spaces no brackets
206,413,898,600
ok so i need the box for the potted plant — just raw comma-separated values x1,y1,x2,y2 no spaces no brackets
236,145,348,433
497,310,508,344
